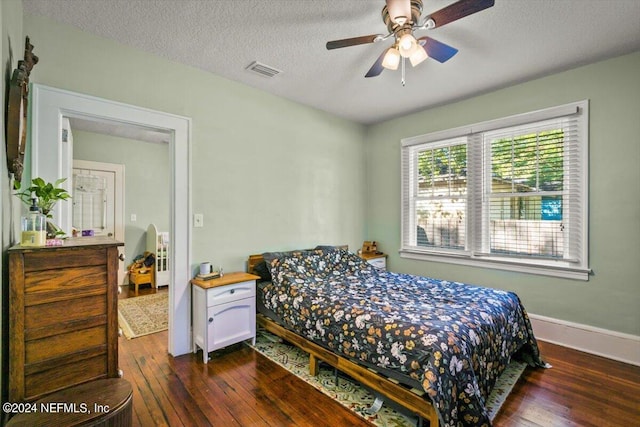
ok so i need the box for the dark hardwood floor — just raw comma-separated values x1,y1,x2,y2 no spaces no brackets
118,287,640,426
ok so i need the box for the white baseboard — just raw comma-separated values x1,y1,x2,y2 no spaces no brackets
529,314,640,366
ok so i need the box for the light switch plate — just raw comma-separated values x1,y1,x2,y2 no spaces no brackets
194,213,204,228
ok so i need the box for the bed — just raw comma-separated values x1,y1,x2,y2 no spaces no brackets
248,247,545,427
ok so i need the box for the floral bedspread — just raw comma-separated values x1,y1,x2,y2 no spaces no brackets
261,248,544,427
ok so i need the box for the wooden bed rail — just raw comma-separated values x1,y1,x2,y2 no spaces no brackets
256,314,439,427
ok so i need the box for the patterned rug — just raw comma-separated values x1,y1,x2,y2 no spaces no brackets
250,329,526,426
117,292,168,339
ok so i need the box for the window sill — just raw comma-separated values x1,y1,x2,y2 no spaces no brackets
399,249,591,281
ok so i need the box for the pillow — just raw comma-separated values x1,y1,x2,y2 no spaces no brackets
314,245,348,251
262,251,292,266
314,245,337,251
262,249,314,266
252,260,272,282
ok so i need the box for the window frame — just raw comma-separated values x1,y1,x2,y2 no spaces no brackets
400,101,590,280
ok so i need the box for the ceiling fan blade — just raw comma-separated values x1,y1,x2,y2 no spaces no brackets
418,36,458,63
326,34,380,50
365,48,388,78
427,0,495,28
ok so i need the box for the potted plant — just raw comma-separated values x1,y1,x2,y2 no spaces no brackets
15,177,71,238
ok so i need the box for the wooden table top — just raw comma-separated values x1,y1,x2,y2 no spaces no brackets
191,272,260,289
9,236,124,252
359,251,387,260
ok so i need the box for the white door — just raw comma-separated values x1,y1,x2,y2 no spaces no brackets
73,160,126,285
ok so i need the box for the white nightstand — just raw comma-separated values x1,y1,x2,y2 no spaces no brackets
360,252,388,270
191,272,259,363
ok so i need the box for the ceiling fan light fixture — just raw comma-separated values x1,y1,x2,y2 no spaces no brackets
409,46,428,66
386,0,411,25
326,0,496,83
382,47,400,70
398,33,417,58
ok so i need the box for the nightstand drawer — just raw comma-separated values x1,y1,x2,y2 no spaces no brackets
367,257,386,270
206,280,256,307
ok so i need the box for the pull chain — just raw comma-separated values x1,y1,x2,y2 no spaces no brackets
401,57,406,86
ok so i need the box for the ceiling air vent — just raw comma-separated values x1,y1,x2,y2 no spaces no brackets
245,61,281,78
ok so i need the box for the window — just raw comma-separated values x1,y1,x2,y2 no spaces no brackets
401,101,589,280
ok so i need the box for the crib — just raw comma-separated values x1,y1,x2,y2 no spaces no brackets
146,223,170,287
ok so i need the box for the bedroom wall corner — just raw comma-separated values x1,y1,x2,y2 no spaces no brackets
1,0,24,409
364,51,640,341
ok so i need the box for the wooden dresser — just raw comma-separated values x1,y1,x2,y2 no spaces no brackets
8,237,124,403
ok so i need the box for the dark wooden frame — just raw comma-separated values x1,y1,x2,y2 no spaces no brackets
6,36,38,182
248,252,440,427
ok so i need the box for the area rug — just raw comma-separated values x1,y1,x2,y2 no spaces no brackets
117,292,168,339
249,329,526,427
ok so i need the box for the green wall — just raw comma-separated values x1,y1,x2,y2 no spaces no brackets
9,8,639,343
23,14,368,274
72,130,170,265
366,52,640,336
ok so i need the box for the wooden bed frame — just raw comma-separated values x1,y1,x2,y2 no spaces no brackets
247,253,440,427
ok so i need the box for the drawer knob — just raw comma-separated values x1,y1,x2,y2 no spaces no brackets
230,289,235,294
208,317,214,323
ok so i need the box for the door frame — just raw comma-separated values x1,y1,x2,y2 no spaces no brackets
73,159,126,285
30,84,192,356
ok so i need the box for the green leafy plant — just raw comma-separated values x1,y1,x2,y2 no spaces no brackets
15,177,71,219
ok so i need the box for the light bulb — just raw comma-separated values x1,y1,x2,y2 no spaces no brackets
398,33,417,58
382,48,400,70
409,46,428,66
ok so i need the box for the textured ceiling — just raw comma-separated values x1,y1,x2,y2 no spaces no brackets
23,0,640,125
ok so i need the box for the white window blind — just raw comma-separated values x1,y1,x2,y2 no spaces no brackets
401,101,589,280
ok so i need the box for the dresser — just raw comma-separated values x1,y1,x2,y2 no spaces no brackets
8,237,124,403
191,272,259,363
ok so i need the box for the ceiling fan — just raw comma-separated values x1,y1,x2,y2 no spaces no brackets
326,0,495,81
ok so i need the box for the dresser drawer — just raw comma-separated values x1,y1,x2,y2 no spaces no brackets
206,280,256,307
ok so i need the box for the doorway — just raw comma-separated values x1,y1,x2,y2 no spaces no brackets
30,84,192,356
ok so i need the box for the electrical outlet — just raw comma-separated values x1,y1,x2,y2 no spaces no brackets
194,213,204,228
130,214,137,222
